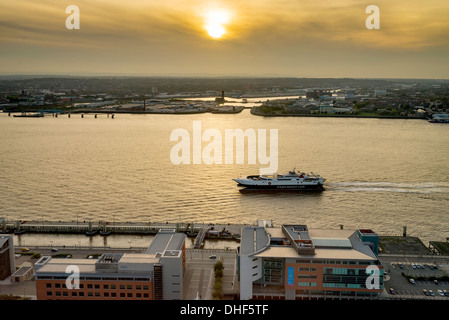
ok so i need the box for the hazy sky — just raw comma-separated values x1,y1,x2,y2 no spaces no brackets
1,0,449,78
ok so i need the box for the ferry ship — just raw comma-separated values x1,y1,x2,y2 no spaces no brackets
428,113,449,123
233,169,325,191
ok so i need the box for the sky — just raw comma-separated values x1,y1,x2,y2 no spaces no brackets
1,0,449,78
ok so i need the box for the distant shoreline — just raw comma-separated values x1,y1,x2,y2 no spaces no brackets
2,108,428,119
251,113,425,120
250,109,426,120
2,107,245,115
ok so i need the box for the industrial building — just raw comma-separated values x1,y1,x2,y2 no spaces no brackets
34,229,185,300
237,222,384,300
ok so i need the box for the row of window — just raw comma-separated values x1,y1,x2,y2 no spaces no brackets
295,282,384,289
46,283,150,291
324,268,384,276
46,291,151,298
38,276,151,281
323,283,382,289
298,274,317,279
295,260,373,265
264,276,282,283
297,282,317,287
298,267,317,272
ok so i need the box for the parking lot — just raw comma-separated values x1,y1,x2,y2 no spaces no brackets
382,260,449,299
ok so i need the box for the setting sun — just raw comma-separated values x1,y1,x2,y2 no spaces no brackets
204,9,231,39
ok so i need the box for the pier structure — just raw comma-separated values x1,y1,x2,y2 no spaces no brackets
0,219,243,243
193,227,207,249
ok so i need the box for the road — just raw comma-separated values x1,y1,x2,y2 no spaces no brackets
183,249,237,300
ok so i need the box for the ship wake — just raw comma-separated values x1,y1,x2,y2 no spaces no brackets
328,181,449,194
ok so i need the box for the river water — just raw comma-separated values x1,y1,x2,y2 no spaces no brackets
1,105,448,247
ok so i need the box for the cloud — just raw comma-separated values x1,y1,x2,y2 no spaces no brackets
0,0,448,77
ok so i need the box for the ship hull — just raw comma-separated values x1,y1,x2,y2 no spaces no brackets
236,183,325,191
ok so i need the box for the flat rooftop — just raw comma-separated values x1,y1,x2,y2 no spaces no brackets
145,229,185,255
254,245,377,261
119,253,159,264
241,224,378,261
36,258,97,274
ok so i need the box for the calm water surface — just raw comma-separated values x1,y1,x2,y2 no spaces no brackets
1,109,448,245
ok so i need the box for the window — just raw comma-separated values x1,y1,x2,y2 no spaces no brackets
94,284,100,289
46,283,52,288
46,291,52,296
298,275,317,279
104,284,109,289
298,282,317,287
298,267,317,272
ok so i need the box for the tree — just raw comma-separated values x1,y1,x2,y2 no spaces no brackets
212,261,224,300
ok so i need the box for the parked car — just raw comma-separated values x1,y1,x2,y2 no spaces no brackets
423,289,429,296
434,279,439,285
429,290,435,296
389,288,396,295
437,290,444,296
409,278,416,284
443,290,449,297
